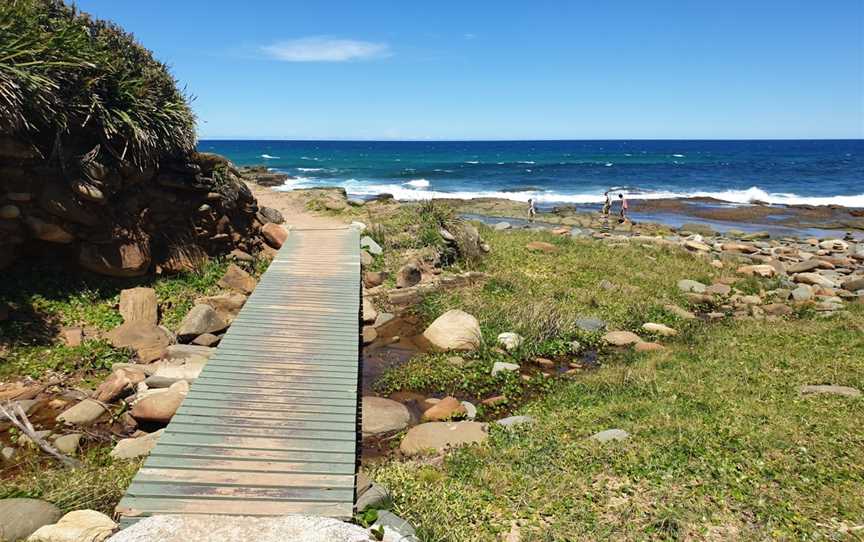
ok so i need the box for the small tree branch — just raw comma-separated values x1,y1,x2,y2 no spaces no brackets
0,401,82,468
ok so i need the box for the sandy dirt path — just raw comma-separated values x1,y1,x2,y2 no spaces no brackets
249,184,347,230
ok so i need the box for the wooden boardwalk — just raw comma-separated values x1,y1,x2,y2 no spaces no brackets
117,227,361,524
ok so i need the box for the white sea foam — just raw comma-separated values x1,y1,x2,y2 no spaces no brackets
272,176,315,191
403,179,430,188
338,182,864,207
297,167,323,172
465,160,480,164
517,160,536,164
673,154,685,158
261,154,280,159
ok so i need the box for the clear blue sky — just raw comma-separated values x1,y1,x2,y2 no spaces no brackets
76,0,864,140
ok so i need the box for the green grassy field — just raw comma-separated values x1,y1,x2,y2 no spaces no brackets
370,225,864,541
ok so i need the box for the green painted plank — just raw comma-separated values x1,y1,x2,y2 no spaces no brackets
144,456,356,475
125,482,353,502
180,398,357,413
166,423,356,441
134,468,355,488
174,406,354,422
160,428,356,453
149,444,356,464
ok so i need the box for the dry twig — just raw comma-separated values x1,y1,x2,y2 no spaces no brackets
0,401,81,468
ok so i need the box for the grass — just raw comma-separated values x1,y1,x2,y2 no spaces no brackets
363,209,864,541
0,257,239,381
413,227,717,342
0,444,141,515
0,0,196,165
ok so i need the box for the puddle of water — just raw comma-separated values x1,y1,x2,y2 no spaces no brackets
362,342,419,395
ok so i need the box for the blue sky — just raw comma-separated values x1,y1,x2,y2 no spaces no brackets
77,0,863,140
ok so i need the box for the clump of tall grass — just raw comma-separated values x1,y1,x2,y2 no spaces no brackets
0,0,196,165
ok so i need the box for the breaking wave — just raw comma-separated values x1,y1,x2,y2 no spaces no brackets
338,182,864,207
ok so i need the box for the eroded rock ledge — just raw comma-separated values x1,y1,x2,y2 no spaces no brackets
0,139,271,276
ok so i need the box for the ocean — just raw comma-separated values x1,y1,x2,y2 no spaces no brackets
198,140,864,208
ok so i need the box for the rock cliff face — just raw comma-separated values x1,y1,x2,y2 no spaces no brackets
0,140,265,276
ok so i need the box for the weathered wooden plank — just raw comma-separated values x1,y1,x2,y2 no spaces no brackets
117,498,352,519
189,380,357,394
186,389,356,403
166,423,356,441
170,414,355,431
180,398,357,413
200,367,358,380
144,456,356,474
135,468,355,488
174,405,356,421
149,443,356,464
125,483,353,502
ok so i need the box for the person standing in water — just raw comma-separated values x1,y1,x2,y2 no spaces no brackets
527,198,536,222
618,193,628,222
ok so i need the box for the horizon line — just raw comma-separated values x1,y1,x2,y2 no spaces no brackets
198,137,864,143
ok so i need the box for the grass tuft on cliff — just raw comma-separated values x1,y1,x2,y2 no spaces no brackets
0,0,196,164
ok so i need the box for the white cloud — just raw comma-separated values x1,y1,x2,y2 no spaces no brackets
464,33,476,40
261,37,390,62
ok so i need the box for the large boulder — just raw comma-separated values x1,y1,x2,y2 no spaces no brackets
677,279,706,293
421,396,466,422
362,298,378,324
110,429,165,460
79,239,151,277
198,293,247,323
106,323,174,363
794,273,839,289
24,216,75,243
217,264,257,294
176,304,228,339
93,367,147,403
602,331,642,346
119,288,158,326
400,421,488,456
396,262,421,288
422,310,481,351
0,498,63,542
56,399,108,426
361,397,411,436
261,223,288,249
28,509,117,542
130,381,189,424
105,515,371,542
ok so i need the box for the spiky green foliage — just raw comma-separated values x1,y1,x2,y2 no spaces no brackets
0,0,196,165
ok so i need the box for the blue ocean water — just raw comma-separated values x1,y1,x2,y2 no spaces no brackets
198,140,864,207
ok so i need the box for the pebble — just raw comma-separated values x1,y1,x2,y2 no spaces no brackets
491,361,520,376
641,323,677,336
602,331,642,346
590,428,630,443
677,279,706,294
496,415,535,427
496,332,524,351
